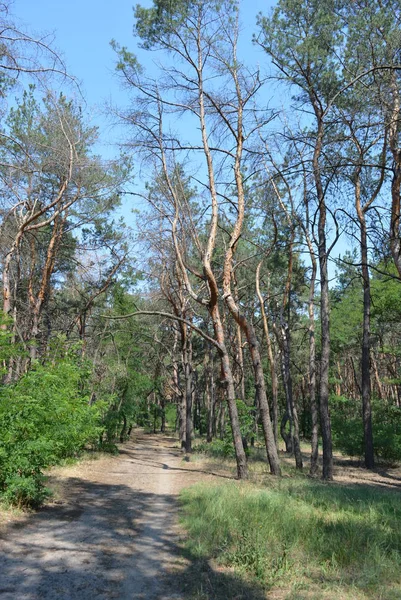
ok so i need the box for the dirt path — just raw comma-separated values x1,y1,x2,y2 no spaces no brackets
4,435,395,600
0,434,217,600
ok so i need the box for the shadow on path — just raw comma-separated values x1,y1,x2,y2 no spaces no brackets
0,464,266,599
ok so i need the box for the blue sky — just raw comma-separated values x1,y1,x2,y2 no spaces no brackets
11,0,279,211
12,0,274,149
11,1,348,277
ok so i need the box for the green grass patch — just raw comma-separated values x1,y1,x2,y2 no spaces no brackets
180,479,401,599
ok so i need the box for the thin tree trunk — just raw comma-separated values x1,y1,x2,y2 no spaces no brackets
305,231,319,476
282,325,303,470
29,214,64,360
280,411,292,454
160,398,166,433
371,352,384,400
256,262,279,444
233,274,246,401
206,345,215,442
389,73,401,278
312,113,333,480
224,293,281,475
183,329,193,453
357,198,375,469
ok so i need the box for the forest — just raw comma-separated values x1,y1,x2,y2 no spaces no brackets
1,0,401,597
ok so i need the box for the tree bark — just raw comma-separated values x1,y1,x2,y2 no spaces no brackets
212,305,248,478
281,325,303,470
256,262,279,444
356,189,375,469
224,292,281,475
389,72,401,278
206,345,215,443
305,230,319,476
312,114,333,480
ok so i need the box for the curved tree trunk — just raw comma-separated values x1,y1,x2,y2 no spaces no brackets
211,304,248,479
224,294,281,476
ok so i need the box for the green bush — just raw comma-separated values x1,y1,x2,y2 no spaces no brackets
0,356,103,507
2,474,51,509
195,399,254,458
195,437,235,458
331,395,401,461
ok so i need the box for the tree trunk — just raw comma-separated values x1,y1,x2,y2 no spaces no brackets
280,412,292,454
256,262,279,444
179,394,186,449
29,214,64,360
358,211,375,468
183,331,193,453
389,73,401,278
319,247,333,480
120,413,127,442
206,346,215,442
281,325,303,470
224,293,281,475
307,240,319,476
312,114,333,481
220,350,248,478
210,303,248,478
233,274,246,401
160,397,166,433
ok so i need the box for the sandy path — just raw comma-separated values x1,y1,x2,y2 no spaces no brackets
0,434,213,600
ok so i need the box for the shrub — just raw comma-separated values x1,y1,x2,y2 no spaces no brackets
195,437,235,458
331,395,401,461
2,474,51,509
0,356,103,507
195,399,254,458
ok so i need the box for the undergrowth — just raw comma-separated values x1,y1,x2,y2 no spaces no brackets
0,355,104,508
180,479,401,599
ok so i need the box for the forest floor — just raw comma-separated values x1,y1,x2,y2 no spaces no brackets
0,433,265,599
1,434,401,599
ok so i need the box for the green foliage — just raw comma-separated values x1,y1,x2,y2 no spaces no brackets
164,403,177,428
371,263,401,326
195,400,254,458
2,475,52,509
134,0,198,49
0,313,24,374
195,438,235,458
0,354,103,508
180,480,401,596
134,0,238,54
331,395,401,462
258,0,343,103
330,288,363,353
88,288,155,444
236,399,254,441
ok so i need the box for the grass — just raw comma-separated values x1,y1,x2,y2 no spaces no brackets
179,477,401,599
